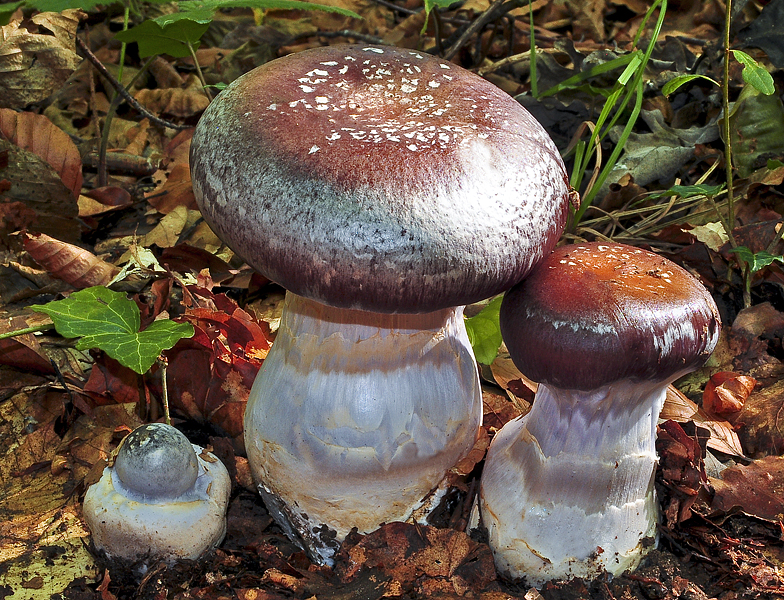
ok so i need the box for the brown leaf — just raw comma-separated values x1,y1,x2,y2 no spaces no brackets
0,109,82,198
134,75,209,117
734,378,784,458
703,372,756,418
0,10,85,109
23,231,120,289
661,385,746,458
335,522,499,597
146,164,198,214
656,420,710,526
710,456,784,522
0,139,79,240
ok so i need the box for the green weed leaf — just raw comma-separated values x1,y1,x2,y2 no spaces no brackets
732,50,775,96
32,286,194,374
464,296,503,365
662,74,718,96
729,246,784,273
26,0,112,11
179,0,361,19
0,1,24,26
656,183,725,199
114,14,212,58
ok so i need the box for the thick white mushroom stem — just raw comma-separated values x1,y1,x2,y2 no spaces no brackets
480,378,666,586
244,292,483,565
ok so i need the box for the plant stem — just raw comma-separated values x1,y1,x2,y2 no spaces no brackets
723,0,734,232
529,0,537,98
0,323,54,340
159,356,171,426
187,42,213,101
720,0,751,309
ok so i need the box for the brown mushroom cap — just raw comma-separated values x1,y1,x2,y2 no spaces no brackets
500,243,721,390
190,44,569,313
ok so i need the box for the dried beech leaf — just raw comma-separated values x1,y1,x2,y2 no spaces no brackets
0,109,82,198
0,139,79,240
146,163,198,214
134,75,209,117
23,231,120,289
0,10,85,109
703,372,756,418
661,385,746,458
710,456,784,522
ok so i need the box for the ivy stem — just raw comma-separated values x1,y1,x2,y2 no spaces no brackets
0,323,54,340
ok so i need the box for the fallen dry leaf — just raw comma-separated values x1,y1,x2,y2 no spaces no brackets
0,109,82,198
710,456,784,522
336,522,499,597
23,231,120,289
703,371,757,419
660,385,746,458
0,10,85,109
134,74,209,117
0,139,79,240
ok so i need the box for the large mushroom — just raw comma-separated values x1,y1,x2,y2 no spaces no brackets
83,422,231,567
190,44,570,564
480,242,721,585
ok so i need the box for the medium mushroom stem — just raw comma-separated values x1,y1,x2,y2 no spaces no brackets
480,378,665,585
244,292,483,565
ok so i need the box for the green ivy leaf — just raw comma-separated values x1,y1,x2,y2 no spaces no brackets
32,286,194,374
114,13,212,58
729,246,784,273
662,74,718,96
464,295,503,365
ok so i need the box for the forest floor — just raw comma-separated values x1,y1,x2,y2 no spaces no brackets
1,0,784,598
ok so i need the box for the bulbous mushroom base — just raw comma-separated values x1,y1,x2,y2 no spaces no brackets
479,380,663,586
244,292,483,565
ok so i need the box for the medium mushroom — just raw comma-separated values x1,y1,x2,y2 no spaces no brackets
190,44,570,564
83,422,231,565
480,242,721,585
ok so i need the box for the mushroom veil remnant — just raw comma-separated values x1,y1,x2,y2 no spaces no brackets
480,242,721,585
190,44,570,564
83,423,231,566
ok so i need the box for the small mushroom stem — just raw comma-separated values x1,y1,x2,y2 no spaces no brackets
244,292,483,565
480,378,665,585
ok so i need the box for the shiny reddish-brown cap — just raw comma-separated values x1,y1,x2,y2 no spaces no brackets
500,243,721,390
190,44,570,313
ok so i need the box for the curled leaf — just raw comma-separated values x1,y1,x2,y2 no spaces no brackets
23,231,120,289
703,371,756,418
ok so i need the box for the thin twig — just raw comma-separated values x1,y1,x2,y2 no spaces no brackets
75,36,192,131
443,0,517,61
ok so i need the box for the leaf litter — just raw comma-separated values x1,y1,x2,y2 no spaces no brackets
0,0,783,598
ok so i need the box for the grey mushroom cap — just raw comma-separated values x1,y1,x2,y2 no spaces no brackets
190,44,570,313
114,422,199,500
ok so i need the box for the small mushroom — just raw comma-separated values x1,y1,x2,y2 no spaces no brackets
190,44,570,564
83,422,231,565
480,242,721,585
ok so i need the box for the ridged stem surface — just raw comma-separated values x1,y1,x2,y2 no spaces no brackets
245,292,483,564
480,379,665,585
